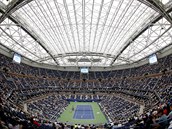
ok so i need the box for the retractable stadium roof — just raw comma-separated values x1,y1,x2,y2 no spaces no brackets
0,0,172,67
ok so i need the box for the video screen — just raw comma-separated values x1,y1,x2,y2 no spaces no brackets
80,68,89,73
149,54,158,64
13,53,21,64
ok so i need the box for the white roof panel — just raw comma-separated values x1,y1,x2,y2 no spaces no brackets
0,0,171,66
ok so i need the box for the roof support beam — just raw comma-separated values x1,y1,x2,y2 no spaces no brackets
0,2,59,65
138,0,172,25
36,52,115,62
36,52,134,64
110,1,172,65
0,0,33,23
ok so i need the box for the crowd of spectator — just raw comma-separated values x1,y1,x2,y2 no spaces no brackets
0,92,126,129
126,98,172,129
0,99,107,129
28,94,68,121
99,95,139,123
1,94,172,129
0,53,172,80
0,52,172,128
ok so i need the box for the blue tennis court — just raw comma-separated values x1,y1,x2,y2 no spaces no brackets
73,105,94,119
